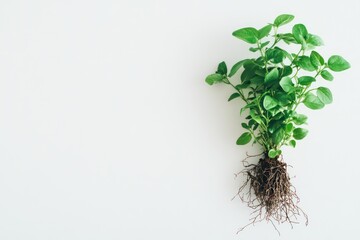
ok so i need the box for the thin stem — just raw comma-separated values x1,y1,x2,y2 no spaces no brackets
257,41,268,72
226,79,249,104
292,66,325,111
290,47,303,66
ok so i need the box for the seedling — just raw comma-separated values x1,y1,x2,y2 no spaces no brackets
205,14,350,232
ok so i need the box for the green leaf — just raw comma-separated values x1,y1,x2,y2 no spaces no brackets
266,48,284,63
250,76,264,84
235,83,250,90
274,14,295,27
232,27,259,44
279,76,294,92
285,123,294,133
228,93,240,102
263,95,278,110
264,68,279,83
249,47,258,52
205,73,224,85
328,55,351,72
277,33,297,44
303,92,325,110
258,25,272,39
310,51,324,67
241,123,249,129
298,76,316,85
297,56,316,71
293,128,308,140
289,139,296,148
282,66,293,76
292,24,308,44
250,110,263,125
236,132,252,145
275,92,292,106
268,149,277,158
261,41,270,48
241,63,257,82
216,61,227,75
292,113,308,125
317,87,333,104
320,70,334,81
255,68,266,77
228,59,248,77
273,128,285,145
307,34,324,46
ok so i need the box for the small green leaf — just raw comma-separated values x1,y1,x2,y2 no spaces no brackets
292,24,308,44
317,87,333,104
292,113,308,125
298,76,316,85
303,92,325,110
228,59,248,77
205,73,224,85
293,128,308,140
273,128,285,145
297,56,317,71
263,95,278,110
266,48,284,63
307,34,324,46
282,66,293,76
285,123,294,133
264,68,279,83
236,132,252,145
289,140,296,148
250,110,263,125
279,76,294,92
275,92,292,106
268,149,277,158
310,51,324,67
328,55,351,72
232,27,259,44
216,61,227,75
274,14,295,27
258,25,272,39
228,93,240,102
235,83,250,90
249,47,258,52
277,33,297,44
250,76,264,84
320,70,334,81
241,123,249,129
261,41,270,48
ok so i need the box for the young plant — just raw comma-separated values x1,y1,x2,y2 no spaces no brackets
205,14,350,231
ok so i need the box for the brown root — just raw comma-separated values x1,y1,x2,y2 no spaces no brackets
234,153,308,234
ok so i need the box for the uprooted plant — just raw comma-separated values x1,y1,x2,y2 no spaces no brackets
205,14,350,232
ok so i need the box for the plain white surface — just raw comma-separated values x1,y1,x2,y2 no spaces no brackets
0,0,359,239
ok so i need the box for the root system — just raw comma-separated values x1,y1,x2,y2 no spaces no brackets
234,153,308,234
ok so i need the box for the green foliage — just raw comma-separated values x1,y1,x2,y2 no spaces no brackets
205,14,350,157
303,92,325,109
328,55,351,72
237,132,252,145
293,128,308,140
232,27,259,44
274,14,294,27
292,24,308,45
317,87,333,104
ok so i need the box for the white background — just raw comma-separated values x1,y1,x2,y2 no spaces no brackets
0,0,359,239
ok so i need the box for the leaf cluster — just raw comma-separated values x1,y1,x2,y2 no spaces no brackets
206,14,350,158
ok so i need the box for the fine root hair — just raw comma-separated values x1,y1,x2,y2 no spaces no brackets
233,152,308,234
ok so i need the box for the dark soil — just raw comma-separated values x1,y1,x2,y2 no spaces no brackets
234,153,308,233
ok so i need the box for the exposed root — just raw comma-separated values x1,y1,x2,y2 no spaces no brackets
234,152,308,234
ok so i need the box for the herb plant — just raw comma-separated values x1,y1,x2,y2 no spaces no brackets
205,14,350,231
